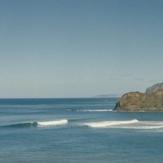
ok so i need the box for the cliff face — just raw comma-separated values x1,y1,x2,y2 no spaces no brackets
115,83,163,111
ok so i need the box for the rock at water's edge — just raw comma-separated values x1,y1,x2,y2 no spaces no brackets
115,83,163,112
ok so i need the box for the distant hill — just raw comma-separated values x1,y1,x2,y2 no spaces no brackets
94,94,119,98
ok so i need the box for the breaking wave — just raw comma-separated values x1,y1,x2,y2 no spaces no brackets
83,119,163,130
83,119,139,128
3,118,163,130
4,119,68,128
37,119,68,127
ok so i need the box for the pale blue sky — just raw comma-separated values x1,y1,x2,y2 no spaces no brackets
0,0,163,98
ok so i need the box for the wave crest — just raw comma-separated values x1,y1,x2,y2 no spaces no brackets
84,119,138,128
83,119,163,130
37,119,68,127
4,119,68,128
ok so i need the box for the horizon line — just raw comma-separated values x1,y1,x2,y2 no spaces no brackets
0,96,120,99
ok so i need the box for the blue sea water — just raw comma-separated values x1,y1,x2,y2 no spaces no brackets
0,98,163,163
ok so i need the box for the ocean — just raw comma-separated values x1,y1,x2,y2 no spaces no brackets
0,98,163,163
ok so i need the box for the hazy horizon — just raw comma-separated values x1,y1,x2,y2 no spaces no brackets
0,0,163,98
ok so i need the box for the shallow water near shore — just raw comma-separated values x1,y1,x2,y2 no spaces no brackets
0,98,163,163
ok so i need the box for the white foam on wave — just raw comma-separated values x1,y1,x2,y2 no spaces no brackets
131,121,163,130
83,119,163,130
77,109,113,112
122,125,163,129
84,119,139,128
37,119,68,127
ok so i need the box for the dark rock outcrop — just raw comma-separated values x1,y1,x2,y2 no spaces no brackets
115,83,163,111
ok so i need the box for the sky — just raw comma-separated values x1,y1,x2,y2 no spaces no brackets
0,0,163,98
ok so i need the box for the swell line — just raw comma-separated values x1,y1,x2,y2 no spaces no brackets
3,119,68,128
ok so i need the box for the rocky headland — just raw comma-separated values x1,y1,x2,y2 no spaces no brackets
114,83,163,112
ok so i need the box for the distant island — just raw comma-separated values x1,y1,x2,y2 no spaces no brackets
114,83,163,112
94,94,119,98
